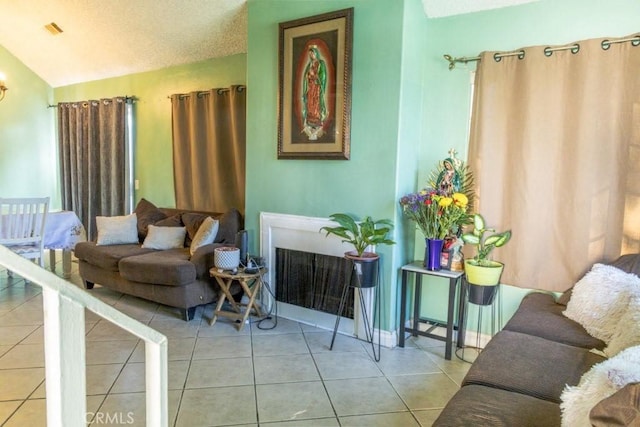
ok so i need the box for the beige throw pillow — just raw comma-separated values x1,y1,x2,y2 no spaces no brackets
96,213,139,246
142,225,186,250
189,216,219,256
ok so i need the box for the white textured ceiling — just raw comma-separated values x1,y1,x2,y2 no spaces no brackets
422,0,540,18
0,0,535,88
0,0,247,87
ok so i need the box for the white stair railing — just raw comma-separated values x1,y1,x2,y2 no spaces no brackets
0,246,168,427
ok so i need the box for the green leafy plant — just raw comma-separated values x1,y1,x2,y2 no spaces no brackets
461,214,512,266
320,213,395,257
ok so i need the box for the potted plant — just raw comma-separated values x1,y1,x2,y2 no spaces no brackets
320,213,395,287
461,213,512,305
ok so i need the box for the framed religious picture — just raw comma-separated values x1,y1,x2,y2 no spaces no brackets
278,8,353,160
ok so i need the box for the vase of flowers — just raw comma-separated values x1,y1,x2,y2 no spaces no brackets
426,237,444,270
399,190,470,270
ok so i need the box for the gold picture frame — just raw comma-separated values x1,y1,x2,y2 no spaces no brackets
278,8,353,160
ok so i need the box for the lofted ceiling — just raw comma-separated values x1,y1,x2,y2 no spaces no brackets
0,0,537,88
0,0,248,87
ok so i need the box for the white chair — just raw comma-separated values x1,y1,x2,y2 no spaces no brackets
0,197,50,271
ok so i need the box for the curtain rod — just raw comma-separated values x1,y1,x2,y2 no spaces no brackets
168,85,246,100
47,95,136,108
443,34,640,70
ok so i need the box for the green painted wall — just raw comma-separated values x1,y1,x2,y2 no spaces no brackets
394,0,429,329
246,0,403,221
53,54,246,208
418,0,640,333
246,0,420,331
0,46,56,206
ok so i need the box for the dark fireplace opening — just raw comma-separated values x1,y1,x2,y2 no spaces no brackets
275,248,355,319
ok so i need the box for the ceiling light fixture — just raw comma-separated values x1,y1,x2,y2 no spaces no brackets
0,73,7,102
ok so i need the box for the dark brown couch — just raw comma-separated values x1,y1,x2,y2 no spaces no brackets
433,254,640,426
75,201,243,321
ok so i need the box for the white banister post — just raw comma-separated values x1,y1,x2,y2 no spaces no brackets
145,339,169,427
42,287,87,427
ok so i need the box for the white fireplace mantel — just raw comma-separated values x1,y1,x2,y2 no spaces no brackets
259,212,357,335
259,211,397,347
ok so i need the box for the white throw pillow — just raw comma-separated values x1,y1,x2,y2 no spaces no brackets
142,225,186,250
563,263,640,343
189,216,219,256
95,213,139,246
604,293,640,357
560,345,640,427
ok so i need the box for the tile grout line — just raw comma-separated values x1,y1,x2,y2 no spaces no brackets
249,320,261,426
0,263,459,425
301,326,342,426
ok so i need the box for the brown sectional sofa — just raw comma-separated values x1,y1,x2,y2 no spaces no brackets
75,201,243,321
433,254,639,426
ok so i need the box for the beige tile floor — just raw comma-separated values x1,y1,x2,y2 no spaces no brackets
0,257,470,426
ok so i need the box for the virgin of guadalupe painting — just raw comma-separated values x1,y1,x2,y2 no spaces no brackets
278,8,353,159
294,39,336,142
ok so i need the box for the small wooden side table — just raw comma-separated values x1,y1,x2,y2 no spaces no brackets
209,267,267,331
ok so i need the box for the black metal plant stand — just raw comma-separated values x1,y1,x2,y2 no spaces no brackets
455,279,502,363
330,257,381,362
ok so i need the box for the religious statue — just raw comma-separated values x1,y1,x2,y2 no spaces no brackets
435,149,464,196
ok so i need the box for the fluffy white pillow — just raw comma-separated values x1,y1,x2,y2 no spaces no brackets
96,213,139,246
189,216,219,256
141,225,186,250
604,293,640,357
563,264,640,343
560,345,640,427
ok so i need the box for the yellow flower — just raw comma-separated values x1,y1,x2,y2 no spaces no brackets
438,197,453,207
452,193,468,207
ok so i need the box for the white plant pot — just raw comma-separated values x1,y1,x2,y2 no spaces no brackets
214,246,240,270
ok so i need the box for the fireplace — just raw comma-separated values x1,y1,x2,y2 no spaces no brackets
260,212,374,339
275,248,355,319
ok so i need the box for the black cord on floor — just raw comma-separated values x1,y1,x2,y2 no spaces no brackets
254,277,278,330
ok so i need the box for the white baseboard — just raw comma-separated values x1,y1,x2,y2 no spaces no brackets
276,313,493,350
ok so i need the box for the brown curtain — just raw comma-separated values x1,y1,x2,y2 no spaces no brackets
58,97,128,240
171,85,246,214
468,34,640,292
